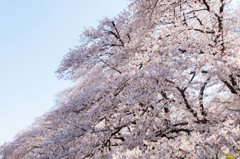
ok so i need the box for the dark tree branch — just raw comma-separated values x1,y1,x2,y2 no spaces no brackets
111,21,124,46
213,1,225,55
188,15,204,26
179,49,186,53
226,107,240,111
127,33,131,43
173,122,188,127
196,17,203,26
160,91,175,113
98,58,122,74
221,80,237,94
114,82,126,97
199,77,210,117
186,8,208,14
189,70,196,83
189,28,215,34
101,120,137,152
202,0,210,11
230,74,237,87
108,31,124,46
156,128,193,139
110,43,124,47
177,86,198,119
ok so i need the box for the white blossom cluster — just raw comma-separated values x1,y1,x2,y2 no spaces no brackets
1,0,240,158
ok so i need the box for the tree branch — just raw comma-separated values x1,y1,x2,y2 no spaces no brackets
199,77,210,117
221,80,237,94
202,0,210,11
98,57,122,74
177,87,198,119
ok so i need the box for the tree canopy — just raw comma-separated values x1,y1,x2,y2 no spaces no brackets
1,0,240,158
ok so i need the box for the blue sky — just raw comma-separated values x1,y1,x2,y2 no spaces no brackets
0,0,128,145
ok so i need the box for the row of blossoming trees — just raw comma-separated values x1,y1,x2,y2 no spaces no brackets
1,0,240,158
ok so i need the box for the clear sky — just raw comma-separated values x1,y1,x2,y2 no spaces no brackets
0,0,128,145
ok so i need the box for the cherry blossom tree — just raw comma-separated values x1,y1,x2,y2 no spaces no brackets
1,0,240,158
